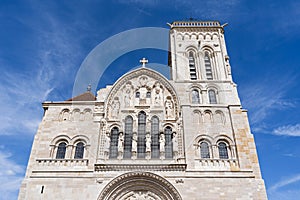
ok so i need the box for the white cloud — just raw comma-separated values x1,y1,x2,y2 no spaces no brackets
240,76,296,126
0,3,86,135
268,189,300,200
272,124,300,137
269,174,300,192
268,174,300,200
0,67,54,135
0,151,25,200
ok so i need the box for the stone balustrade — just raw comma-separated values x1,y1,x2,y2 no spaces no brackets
172,21,220,27
36,159,89,167
195,158,238,170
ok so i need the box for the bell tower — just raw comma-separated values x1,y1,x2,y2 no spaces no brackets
169,21,232,82
167,20,268,199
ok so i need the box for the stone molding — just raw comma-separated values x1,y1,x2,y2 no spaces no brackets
94,163,186,172
97,171,182,200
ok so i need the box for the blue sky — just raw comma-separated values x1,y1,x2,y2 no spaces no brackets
0,0,300,199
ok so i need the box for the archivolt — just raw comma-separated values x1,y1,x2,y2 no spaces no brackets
98,171,182,200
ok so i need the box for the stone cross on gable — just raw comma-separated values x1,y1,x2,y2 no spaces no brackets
87,84,92,92
139,58,148,67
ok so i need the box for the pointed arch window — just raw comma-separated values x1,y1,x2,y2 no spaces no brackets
192,89,200,104
200,141,210,158
56,142,67,159
74,142,84,159
204,52,213,80
151,116,160,158
137,111,146,158
218,142,229,159
208,89,217,104
124,116,133,158
109,127,119,159
165,126,173,159
188,51,197,80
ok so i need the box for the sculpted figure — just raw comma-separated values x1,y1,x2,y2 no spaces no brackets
159,133,165,152
104,132,111,153
172,132,178,152
165,97,174,118
132,132,138,153
124,91,131,107
145,133,151,152
154,82,162,105
111,98,120,118
103,132,110,159
118,132,124,153
124,82,132,107
139,76,148,86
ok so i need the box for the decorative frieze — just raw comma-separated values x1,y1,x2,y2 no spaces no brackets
94,163,186,172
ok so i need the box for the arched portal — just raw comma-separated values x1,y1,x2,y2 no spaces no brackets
98,172,182,200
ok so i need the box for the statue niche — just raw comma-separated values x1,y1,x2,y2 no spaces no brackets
153,81,163,106
165,96,175,119
110,97,120,119
123,81,133,108
135,76,151,105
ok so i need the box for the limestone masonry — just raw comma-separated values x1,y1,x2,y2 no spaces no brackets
19,20,268,200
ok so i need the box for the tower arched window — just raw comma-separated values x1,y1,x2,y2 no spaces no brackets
124,116,133,158
188,51,197,80
200,141,210,158
208,89,217,104
151,116,160,158
137,111,146,158
204,52,213,80
192,89,200,104
56,142,67,159
164,126,173,159
74,142,84,159
218,142,229,159
109,127,119,159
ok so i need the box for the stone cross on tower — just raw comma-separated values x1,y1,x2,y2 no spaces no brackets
139,58,148,67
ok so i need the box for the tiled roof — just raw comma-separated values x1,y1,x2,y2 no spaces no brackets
66,92,96,101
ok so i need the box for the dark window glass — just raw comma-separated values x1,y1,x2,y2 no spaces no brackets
74,142,84,159
192,90,200,104
189,51,197,80
205,52,213,80
124,116,133,158
56,142,67,159
165,126,173,159
146,91,151,98
151,116,160,158
136,92,140,98
208,90,217,104
137,111,146,158
200,142,210,158
109,127,119,158
218,142,229,159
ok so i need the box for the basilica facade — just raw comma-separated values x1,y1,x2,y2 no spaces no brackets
19,21,267,199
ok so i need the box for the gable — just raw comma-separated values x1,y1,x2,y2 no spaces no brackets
104,67,180,120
